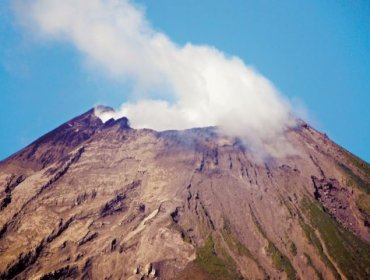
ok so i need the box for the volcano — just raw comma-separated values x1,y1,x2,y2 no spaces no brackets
0,107,369,280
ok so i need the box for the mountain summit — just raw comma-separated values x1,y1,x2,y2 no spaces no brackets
0,108,369,280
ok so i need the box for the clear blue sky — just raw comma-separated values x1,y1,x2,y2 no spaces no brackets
0,0,369,161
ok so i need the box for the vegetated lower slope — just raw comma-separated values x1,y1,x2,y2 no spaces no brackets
0,108,369,280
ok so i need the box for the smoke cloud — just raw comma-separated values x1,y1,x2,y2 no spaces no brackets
13,0,297,157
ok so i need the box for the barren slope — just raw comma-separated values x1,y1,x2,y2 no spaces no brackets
0,108,369,280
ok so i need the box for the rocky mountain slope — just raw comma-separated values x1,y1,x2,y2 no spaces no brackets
0,107,369,280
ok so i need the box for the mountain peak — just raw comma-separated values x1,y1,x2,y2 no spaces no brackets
0,109,369,280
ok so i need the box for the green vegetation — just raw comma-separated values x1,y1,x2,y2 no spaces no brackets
194,237,243,280
289,242,297,256
303,253,323,280
222,221,253,258
266,242,297,280
339,150,370,178
356,193,370,225
249,209,296,280
281,196,340,279
337,150,370,193
302,197,370,280
339,162,370,193
221,220,267,278
339,150,370,225
357,194,370,213
299,220,340,279
195,238,229,277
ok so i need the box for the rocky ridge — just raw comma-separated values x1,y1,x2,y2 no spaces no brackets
0,107,369,280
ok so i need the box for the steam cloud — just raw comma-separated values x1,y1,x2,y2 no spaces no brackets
13,0,297,157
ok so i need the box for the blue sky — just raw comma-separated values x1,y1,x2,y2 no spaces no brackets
0,0,369,161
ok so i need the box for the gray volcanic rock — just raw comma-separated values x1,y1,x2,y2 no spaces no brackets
0,108,369,280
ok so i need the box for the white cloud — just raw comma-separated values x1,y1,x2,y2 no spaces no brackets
13,0,297,157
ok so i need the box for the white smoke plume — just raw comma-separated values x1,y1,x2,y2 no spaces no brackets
13,0,297,157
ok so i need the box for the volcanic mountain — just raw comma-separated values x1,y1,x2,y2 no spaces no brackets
0,107,369,280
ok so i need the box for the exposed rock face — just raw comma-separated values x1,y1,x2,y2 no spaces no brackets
312,176,361,235
0,108,369,280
